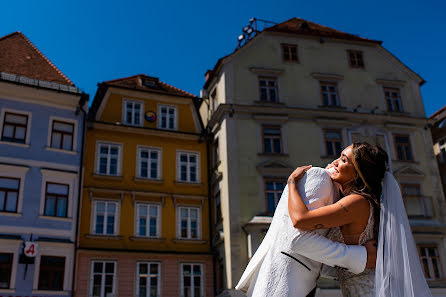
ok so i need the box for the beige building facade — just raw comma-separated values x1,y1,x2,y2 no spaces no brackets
200,18,446,296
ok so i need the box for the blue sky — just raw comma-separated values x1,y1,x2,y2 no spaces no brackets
1,0,445,116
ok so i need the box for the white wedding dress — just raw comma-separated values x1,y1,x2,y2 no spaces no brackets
328,172,433,297
327,200,375,297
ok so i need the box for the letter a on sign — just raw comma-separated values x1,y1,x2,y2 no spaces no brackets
24,241,38,257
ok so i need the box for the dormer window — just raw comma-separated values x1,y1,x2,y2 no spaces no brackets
142,78,157,88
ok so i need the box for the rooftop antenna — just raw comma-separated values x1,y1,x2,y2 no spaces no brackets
236,17,278,50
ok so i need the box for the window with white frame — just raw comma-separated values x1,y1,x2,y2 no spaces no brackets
394,134,413,161
401,184,433,218
136,203,160,237
136,262,160,297
124,100,143,126
324,129,343,157
93,201,119,235
137,147,161,179
0,253,13,289
181,263,203,297
1,112,29,144
264,179,286,212
38,256,65,291
158,105,177,130
178,206,200,239
50,120,74,150
262,125,282,154
97,143,122,175
320,82,340,106
384,87,403,112
44,182,69,218
177,152,199,183
0,177,20,213
258,77,278,102
90,261,116,297
418,245,443,280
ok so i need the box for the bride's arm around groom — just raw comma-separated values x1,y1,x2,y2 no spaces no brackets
236,167,375,297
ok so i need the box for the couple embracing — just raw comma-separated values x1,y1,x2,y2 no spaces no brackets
236,142,432,297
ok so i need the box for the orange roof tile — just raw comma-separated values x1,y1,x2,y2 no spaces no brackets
0,32,74,86
103,74,197,98
265,18,382,44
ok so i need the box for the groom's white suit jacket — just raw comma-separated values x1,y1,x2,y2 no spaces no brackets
236,168,367,297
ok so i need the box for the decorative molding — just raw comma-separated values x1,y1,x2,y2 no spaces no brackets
252,114,289,122
129,236,166,242
249,67,284,76
311,72,344,81
375,79,406,86
172,238,207,244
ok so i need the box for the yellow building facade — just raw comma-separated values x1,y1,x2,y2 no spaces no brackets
75,75,213,297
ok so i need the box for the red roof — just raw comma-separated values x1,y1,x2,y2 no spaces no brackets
103,74,197,98
265,18,382,44
0,32,73,86
429,104,446,120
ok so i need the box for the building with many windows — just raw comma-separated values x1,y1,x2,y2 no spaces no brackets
75,74,213,297
0,32,87,297
430,105,446,200
200,18,446,296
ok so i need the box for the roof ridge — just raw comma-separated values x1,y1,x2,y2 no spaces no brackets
0,31,22,42
103,74,148,84
15,32,74,86
158,80,197,98
429,104,446,119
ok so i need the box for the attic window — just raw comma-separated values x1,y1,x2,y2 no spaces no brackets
299,21,310,30
142,79,156,87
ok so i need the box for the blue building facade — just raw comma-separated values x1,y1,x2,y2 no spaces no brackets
0,32,87,297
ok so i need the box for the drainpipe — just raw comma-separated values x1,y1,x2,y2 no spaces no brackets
71,92,88,297
205,126,217,297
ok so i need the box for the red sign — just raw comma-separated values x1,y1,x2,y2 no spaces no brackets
24,241,38,257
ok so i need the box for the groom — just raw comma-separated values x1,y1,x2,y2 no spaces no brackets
236,167,376,297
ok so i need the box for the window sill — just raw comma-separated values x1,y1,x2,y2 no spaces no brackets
134,177,164,184
253,101,285,106
38,215,72,222
45,147,78,155
129,236,166,242
32,290,69,295
174,181,202,186
258,153,289,157
0,212,22,217
317,105,347,110
0,289,15,293
172,238,207,244
157,127,178,131
85,234,124,240
0,140,29,148
93,174,124,180
385,111,410,116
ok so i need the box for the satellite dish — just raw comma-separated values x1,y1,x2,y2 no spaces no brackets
238,35,244,41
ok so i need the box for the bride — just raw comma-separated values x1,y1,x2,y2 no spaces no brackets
288,142,432,297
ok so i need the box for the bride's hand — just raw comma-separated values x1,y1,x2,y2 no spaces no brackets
288,165,312,184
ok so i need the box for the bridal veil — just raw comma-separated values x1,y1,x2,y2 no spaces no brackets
375,172,432,297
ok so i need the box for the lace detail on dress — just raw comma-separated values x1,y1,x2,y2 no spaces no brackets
326,200,375,297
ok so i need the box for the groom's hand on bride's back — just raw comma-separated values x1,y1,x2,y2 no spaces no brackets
364,239,377,269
